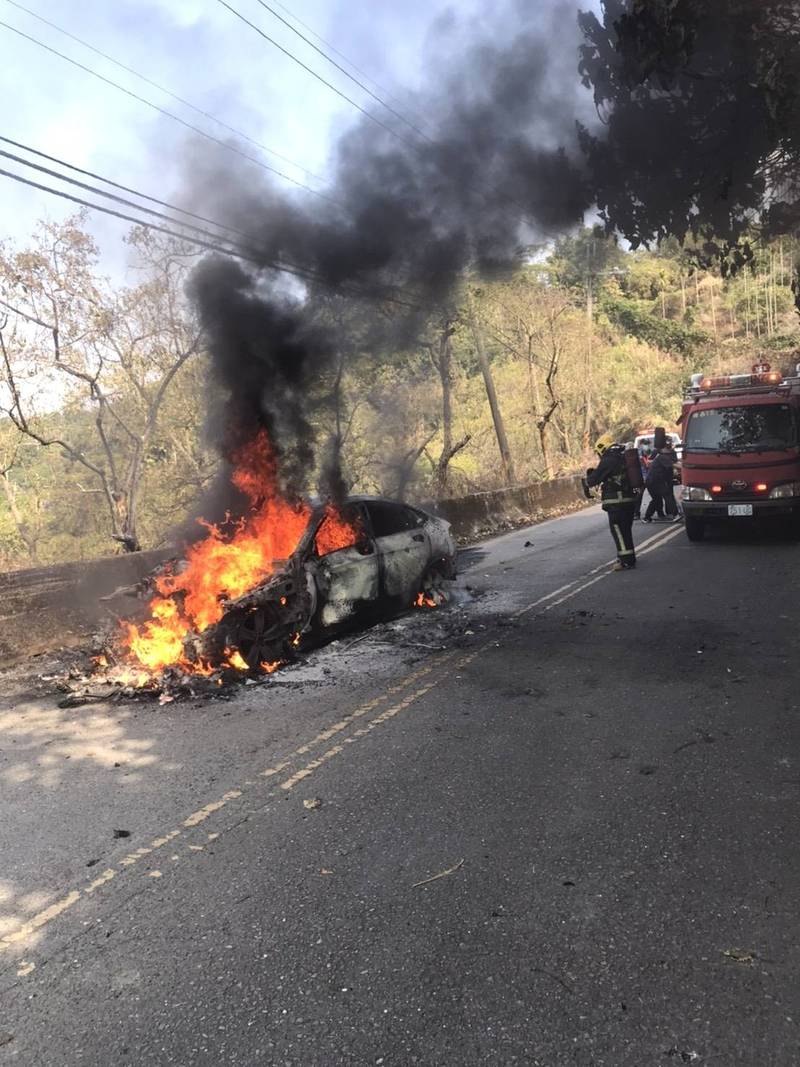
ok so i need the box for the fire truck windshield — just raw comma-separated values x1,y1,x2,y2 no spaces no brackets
685,404,798,453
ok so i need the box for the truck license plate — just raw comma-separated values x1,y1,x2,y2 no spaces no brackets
728,504,753,517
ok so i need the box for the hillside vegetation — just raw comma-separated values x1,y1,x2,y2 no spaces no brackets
1,215,797,569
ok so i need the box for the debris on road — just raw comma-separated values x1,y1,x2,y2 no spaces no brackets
112,829,131,839
303,797,323,811
665,1048,700,1063
57,692,110,709
723,948,755,964
412,858,464,888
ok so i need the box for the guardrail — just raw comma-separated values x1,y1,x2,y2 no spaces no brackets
0,475,585,662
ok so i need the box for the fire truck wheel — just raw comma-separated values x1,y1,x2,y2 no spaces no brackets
684,516,706,542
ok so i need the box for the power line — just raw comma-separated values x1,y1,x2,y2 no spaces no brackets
267,0,428,125
251,0,432,142
3,0,328,186
0,134,251,243
215,0,419,151
0,166,434,313
0,18,340,206
0,145,256,253
0,165,255,261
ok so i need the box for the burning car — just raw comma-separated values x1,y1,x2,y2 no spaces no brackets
121,491,456,682
187,497,456,669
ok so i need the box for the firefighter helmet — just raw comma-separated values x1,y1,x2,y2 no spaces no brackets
595,433,614,455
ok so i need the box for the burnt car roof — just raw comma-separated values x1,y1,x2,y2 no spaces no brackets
307,495,431,511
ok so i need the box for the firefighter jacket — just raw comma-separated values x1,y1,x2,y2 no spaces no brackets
585,444,637,510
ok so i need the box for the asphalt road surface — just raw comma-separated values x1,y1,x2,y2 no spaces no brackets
1,506,799,1066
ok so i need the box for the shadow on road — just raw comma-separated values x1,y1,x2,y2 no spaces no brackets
457,546,488,569
687,520,800,546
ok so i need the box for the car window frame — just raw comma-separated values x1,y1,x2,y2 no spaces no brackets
365,501,425,539
311,502,372,559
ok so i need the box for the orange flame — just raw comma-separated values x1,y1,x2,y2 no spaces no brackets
315,504,363,555
259,660,284,674
414,590,442,609
122,431,359,677
225,649,249,671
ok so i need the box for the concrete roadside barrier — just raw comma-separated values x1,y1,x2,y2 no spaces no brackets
432,475,585,541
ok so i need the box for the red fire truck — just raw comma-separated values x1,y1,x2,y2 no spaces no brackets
680,361,800,541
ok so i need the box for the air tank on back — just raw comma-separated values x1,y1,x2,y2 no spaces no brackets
624,442,644,491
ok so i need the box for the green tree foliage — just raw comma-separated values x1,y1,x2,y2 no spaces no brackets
578,1,800,276
601,294,708,356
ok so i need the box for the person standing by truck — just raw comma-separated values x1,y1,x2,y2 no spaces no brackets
644,442,677,521
660,441,680,518
585,434,639,570
634,442,657,520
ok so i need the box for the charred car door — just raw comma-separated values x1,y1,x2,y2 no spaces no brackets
364,501,430,602
311,503,379,627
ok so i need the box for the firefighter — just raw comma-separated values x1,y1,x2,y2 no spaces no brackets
585,433,638,570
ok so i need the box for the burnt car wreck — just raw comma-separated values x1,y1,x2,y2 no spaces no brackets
169,497,456,672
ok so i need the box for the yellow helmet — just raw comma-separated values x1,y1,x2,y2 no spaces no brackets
595,433,614,455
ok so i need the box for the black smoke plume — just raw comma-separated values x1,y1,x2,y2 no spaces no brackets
181,0,592,519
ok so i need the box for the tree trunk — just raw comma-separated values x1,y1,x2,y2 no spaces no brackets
111,490,141,553
538,422,553,479
526,342,548,469
468,304,515,486
709,276,718,345
429,326,470,499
